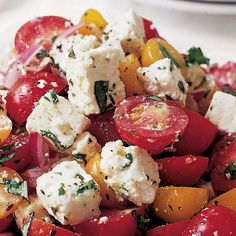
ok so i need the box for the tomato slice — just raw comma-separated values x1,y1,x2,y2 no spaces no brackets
0,215,13,233
143,18,160,40
14,16,69,53
6,72,67,126
157,155,209,186
114,96,188,153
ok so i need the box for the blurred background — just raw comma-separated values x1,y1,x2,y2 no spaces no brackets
0,0,236,63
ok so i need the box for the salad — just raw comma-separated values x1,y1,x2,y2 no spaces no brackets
0,7,236,236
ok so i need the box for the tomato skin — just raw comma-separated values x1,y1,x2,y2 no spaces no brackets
0,132,30,171
0,215,13,233
14,16,69,53
210,133,236,192
89,110,121,146
146,220,190,236
114,96,189,154
181,206,236,236
157,155,209,186
143,18,160,40
174,107,217,155
6,72,67,126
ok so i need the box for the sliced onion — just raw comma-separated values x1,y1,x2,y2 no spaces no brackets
26,57,52,73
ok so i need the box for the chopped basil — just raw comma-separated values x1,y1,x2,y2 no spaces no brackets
158,43,180,67
68,48,76,59
73,152,86,161
58,185,65,196
44,96,51,102
0,152,16,165
22,212,34,236
185,47,209,66
224,162,236,179
178,81,185,93
0,142,15,151
75,173,84,182
54,172,62,175
94,81,109,113
49,90,59,103
145,95,162,102
36,50,49,59
50,229,57,236
51,35,57,43
120,185,129,197
68,79,74,86
123,153,133,169
77,180,97,195
40,130,67,150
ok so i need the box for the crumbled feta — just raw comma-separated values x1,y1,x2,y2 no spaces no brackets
205,91,236,133
102,9,145,56
26,90,90,151
71,131,101,163
100,140,160,206
36,161,101,225
36,79,47,89
50,34,126,115
137,58,189,103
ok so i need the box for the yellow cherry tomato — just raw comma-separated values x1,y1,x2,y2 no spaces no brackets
0,167,24,219
153,187,209,223
208,188,236,213
0,114,12,144
85,153,128,208
119,54,145,97
79,9,107,39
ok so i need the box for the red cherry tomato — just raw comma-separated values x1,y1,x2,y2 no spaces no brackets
143,18,160,40
174,107,217,155
181,206,236,236
0,132,30,171
6,72,67,126
89,110,121,146
147,220,191,236
0,215,13,233
114,96,189,154
73,205,150,236
14,16,69,53
210,133,236,192
157,155,209,186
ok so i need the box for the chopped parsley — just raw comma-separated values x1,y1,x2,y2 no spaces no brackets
58,185,66,196
73,152,86,161
0,143,15,151
77,180,97,195
224,162,236,180
51,35,57,43
68,47,76,59
178,81,185,93
49,90,59,103
22,212,34,236
185,47,209,66
36,50,49,59
94,80,109,113
75,173,84,182
122,153,133,169
0,152,16,165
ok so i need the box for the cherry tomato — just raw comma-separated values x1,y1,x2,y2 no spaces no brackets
157,155,209,186
146,220,191,236
174,107,217,155
73,205,150,236
0,132,30,171
143,18,160,40
114,96,188,154
6,72,67,126
89,110,121,147
181,206,236,236
0,167,24,219
14,16,69,53
0,215,13,233
210,133,236,192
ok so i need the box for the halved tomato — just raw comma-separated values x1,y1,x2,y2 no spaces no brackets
114,96,188,153
14,16,69,53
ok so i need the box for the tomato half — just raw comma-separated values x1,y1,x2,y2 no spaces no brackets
210,133,236,192
6,72,67,126
157,155,209,186
143,18,160,40
114,96,188,153
181,206,236,236
0,132,30,171
14,16,69,53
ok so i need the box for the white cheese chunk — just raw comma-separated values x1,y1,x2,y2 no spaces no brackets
205,91,236,133
36,161,101,225
102,9,145,56
100,140,160,206
137,58,188,103
71,131,101,163
26,90,90,151
50,35,126,115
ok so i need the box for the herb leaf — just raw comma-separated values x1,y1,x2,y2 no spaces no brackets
22,212,34,236
58,185,65,196
185,47,210,66
49,90,59,103
224,162,236,179
0,152,16,165
73,152,86,161
51,35,57,43
178,81,186,93
94,81,109,113
77,180,97,195
68,48,76,59
36,50,49,59
123,153,133,169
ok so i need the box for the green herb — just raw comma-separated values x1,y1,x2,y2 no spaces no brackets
73,152,86,161
94,81,109,113
123,153,133,169
40,130,67,150
49,229,57,236
43,96,51,102
75,173,84,182
145,95,162,102
49,90,59,103
58,185,65,196
0,143,15,151
178,81,185,93
221,86,236,97
185,47,209,66
22,212,34,236
36,50,49,59
68,79,74,86
68,48,76,59
158,43,180,67
77,180,97,195
137,215,150,233
51,35,57,43
0,152,16,165
54,172,62,175
224,162,236,179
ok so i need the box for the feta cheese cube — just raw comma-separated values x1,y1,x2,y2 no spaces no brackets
100,140,160,206
26,90,90,151
102,9,145,56
36,161,101,225
137,58,188,103
205,91,236,133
